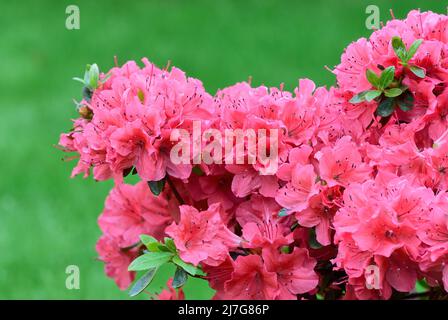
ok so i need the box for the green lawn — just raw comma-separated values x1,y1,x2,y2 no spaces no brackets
0,0,445,299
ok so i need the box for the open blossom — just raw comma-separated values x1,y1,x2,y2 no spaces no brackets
165,203,241,266
334,176,429,257
262,248,318,299
316,136,371,188
223,255,279,300
275,163,318,213
98,181,177,247
236,195,293,249
96,235,138,290
295,193,337,246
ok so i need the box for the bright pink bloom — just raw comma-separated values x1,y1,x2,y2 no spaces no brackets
96,235,137,290
223,255,279,300
236,195,293,249
98,181,175,247
316,136,371,187
263,248,318,299
166,203,241,266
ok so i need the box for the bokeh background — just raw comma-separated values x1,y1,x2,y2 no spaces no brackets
0,0,445,299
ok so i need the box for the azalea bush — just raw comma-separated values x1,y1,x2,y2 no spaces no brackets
58,10,448,300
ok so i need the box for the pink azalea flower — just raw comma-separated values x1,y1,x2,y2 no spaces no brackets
275,164,318,213
333,38,376,93
223,255,279,300
165,203,241,266
295,194,336,246
262,247,318,299
95,235,137,290
316,136,371,187
98,181,176,247
202,255,235,299
236,195,293,249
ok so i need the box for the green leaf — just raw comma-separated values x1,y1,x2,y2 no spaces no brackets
192,166,204,176
378,66,395,89
128,268,157,297
391,37,407,61
73,77,85,84
384,88,403,98
278,208,289,217
128,252,173,271
406,39,423,61
84,64,91,84
88,63,100,89
172,255,201,276
365,90,382,102
146,244,161,252
148,178,166,196
349,91,368,104
376,98,395,117
396,91,414,111
410,65,425,78
140,234,158,247
157,244,171,252
391,36,405,50
366,69,380,87
172,267,188,289
164,237,177,253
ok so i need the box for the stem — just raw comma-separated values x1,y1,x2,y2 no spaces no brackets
166,175,185,205
120,241,141,252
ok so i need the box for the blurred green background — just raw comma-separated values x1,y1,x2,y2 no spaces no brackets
0,0,445,299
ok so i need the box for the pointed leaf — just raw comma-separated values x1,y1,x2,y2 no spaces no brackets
366,69,380,87
384,88,403,98
349,91,368,104
378,66,395,89
164,237,177,253
148,178,166,196
406,39,423,61
73,77,86,84
376,98,395,117
365,90,382,102
172,255,201,276
410,65,425,78
128,252,173,271
172,267,188,289
88,63,100,89
157,244,171,252
84,64,91,84
140,235,158,249
128,268,157,297
391,36,407,61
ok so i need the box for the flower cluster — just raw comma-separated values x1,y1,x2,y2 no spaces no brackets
59,10,448,300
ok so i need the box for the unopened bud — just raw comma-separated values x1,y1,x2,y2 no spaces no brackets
78,105,93,120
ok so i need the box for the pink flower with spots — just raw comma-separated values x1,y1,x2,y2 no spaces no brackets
316,136,371,187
